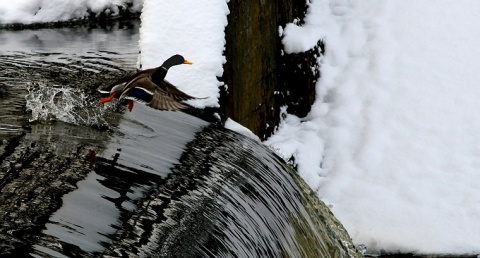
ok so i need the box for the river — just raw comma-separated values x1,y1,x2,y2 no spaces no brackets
0,19,360,257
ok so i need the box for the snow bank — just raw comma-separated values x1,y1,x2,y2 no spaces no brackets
0,0,143,24
268,0,480,254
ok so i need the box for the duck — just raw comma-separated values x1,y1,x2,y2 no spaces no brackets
98,54,196,111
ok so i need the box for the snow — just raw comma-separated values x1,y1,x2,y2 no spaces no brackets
224,118,261,142
4,0,480,255
0,0,143,24
267,0,480,254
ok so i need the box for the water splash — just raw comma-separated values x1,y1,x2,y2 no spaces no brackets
25,82,109,127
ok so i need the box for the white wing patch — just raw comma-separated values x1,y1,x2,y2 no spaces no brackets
135,87,154,96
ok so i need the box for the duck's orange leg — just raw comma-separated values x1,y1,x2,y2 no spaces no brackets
99,92,117,104
127,100,134,112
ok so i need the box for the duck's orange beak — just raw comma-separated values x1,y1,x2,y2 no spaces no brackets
99,92,117,104
183,59,193,65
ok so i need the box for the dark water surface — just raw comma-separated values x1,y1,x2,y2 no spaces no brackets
0,21,360,257
0,20,139,140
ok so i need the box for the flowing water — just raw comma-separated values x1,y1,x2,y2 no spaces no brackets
0,20,360,257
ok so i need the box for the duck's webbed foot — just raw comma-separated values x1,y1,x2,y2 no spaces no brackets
128,100,134,112
99,92,117,104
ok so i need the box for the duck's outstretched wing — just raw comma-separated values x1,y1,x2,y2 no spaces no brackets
147,87,190,111
157,79,198,102
120,77,190,111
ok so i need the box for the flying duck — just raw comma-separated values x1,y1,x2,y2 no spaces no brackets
99,54,196,111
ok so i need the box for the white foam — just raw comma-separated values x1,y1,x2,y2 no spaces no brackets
25,82,108,127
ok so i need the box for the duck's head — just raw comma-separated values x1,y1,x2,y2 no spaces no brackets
162,54,193,69
151,55,193,83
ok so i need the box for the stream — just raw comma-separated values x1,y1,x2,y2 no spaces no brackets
0,19,360,258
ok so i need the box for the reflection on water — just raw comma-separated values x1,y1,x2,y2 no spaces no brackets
44,172,120,253
38,108,209,256
104,105,209,177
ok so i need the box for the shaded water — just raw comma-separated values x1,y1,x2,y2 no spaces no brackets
0,21,360,257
